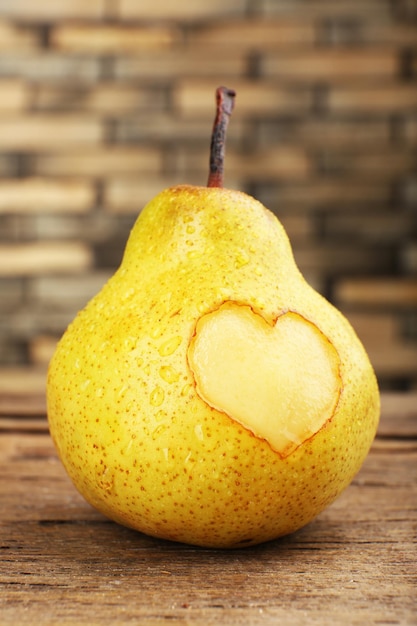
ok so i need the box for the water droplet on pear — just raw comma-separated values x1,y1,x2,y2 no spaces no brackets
150,386,165,407
158,336,182,356
159,365,180,384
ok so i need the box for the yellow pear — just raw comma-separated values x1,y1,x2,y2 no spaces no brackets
47,87,380,548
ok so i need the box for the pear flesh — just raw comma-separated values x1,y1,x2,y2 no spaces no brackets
47,185,380,548
188,302,341,457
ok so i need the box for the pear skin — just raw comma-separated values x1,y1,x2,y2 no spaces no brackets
47,89,380,548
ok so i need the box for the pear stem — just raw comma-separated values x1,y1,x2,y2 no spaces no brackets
207,86,236,188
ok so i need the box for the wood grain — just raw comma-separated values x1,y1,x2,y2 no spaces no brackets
0,392,416,625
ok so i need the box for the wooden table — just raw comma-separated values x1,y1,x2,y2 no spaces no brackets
1,382,416,625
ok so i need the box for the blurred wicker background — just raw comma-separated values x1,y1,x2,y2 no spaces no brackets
0,0,416,391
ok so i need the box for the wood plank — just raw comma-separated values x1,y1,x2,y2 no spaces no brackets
0,392,416,625
380,392,417,419
0,241,93,277
51,24,178,52
0,394,46,417
0,177,94,213
261,48,398,81
0,115,103,150
0,416,48,432
0,0,105,21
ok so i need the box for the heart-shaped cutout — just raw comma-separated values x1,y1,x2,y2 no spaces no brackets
188,302,341,457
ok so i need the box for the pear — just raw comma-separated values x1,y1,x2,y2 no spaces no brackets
47,87,380,549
